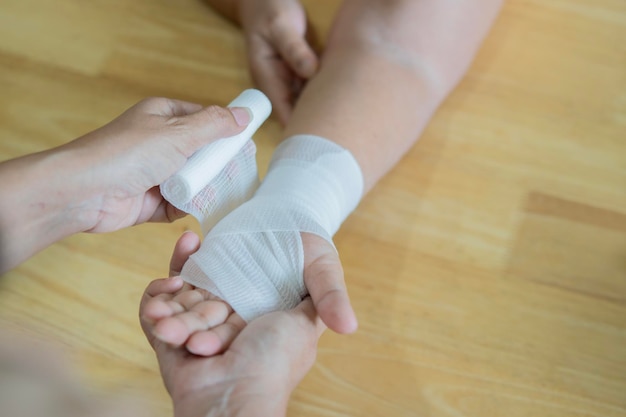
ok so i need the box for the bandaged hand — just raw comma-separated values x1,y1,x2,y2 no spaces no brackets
182,135,361,333
160,91,362,335
238,0,319,124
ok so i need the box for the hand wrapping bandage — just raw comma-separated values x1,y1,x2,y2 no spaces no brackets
161,90,364,321
161,89,271,234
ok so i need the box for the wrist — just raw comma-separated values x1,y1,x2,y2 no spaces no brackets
36,145,103,234
0,145,99,271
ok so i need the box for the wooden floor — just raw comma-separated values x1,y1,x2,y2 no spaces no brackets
1,0,625,416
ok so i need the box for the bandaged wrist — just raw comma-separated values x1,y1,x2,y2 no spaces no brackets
255,134,363,240
181,134,364,321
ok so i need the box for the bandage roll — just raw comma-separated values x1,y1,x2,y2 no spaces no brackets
160,89,272,206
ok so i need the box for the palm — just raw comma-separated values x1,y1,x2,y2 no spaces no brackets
149,300,318,397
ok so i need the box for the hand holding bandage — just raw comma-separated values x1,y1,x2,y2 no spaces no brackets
149,90,362,355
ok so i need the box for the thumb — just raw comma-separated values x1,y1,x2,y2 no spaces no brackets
172,105,251,157
169,231,201,277
302,233,358,334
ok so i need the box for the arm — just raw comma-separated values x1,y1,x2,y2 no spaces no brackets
284,0,503,191
0,148,95,273
141,4,503,415
0,99,249,272
145,0,503,343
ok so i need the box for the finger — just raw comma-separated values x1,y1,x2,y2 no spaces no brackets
172,105,250,157
248,41,295,125
152,300,232,347
269,19,319,79
140,277,185,337
140,187,187,224
142,282,193,320
171,287,218,311
255,68,293,125
186,313,246,356
303,236,358,334
142,295,185,322
169,231,201,276
143,276,185,300
137,189,189,226
141,282,195,321
304,260,358,334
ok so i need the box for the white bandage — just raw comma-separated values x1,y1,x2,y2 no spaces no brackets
160,89,271,234
161,91,364,321
181,135,363,321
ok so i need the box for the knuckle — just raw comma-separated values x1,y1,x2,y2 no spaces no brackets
138,96,167,108
266,11,287,29
201,104,230,122
199,105,236,132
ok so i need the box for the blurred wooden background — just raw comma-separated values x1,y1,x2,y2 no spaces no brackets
1,0,625,416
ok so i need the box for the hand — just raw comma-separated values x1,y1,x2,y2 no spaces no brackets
238,0,319,124
0,98,250,271
66,98,250,232
140,232,325,417
142,230,355,361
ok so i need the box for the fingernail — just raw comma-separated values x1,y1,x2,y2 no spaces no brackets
230,107,252,126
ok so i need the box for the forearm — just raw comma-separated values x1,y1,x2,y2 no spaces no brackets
202,0,240,25
284,0,502,192
0,147,96,272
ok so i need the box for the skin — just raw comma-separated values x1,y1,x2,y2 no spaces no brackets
147,0,502,412
204,0,319,124
142,231,354,357
0,95,337,416
141,232,325,417
0,98,250,272
284,0,504,191
204,0,503,189
1,0,503,415
0,233,324,417
238,0,319,125
0,82,357,417
158,0,503,352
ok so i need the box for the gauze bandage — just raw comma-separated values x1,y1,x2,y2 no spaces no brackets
160,89,271,234
161,91,364,321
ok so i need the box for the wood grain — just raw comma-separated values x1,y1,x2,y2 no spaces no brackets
1,0,625,416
